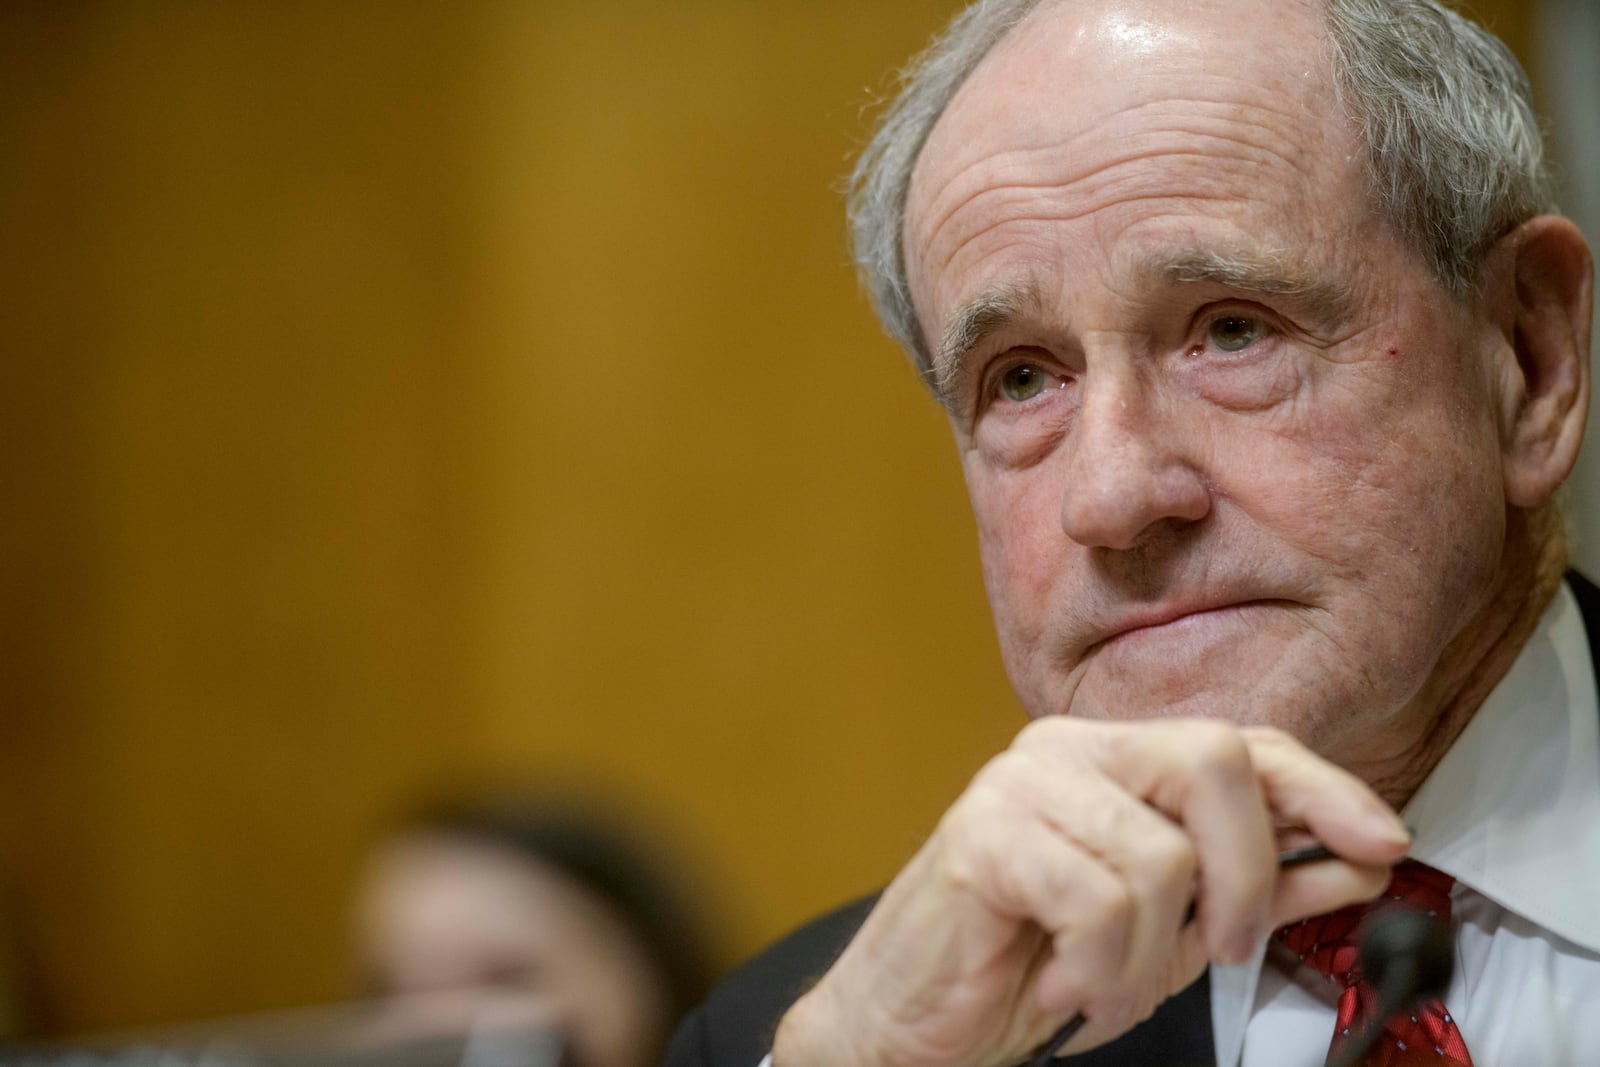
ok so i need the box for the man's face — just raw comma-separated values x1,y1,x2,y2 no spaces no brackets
904,0,1513,761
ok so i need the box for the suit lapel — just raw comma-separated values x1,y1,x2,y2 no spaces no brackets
1566,570,1600,673
1047,970,1214,1065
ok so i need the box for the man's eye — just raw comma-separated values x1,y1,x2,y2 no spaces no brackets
998,363,1050,402
1208,315,1262,352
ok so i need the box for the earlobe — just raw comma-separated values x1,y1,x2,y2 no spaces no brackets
1497,215,1593,509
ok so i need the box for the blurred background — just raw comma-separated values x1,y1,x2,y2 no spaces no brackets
0,0,1595,1046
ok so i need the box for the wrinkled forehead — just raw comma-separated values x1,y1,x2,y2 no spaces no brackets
903,0,1359,320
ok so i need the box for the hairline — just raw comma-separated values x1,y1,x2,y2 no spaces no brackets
848,0,1553,384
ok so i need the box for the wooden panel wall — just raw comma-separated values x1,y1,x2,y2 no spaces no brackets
0,0,1543,1036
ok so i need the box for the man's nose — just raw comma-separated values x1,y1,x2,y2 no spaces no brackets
1058,376,1211,550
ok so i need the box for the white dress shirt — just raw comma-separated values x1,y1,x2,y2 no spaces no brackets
1219,578,1600,1066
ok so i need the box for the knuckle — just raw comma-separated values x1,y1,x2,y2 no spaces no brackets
1239,724,1294,750
1083,873,1135,925
1015,714,1078,754
991,850,1050,913
961,754,1028,816
1146,832,1198,889
932,830,984,894
941,784,1001,842
977,747,1031,787
1116,836,1195,929
935,789,1012,890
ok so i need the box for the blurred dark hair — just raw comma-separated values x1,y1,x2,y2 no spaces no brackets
393,788,720,1026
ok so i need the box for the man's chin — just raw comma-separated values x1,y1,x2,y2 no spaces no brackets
1055,686,1261,724
1049,660,1316,731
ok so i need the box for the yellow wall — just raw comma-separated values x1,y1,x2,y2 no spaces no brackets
0,0,1537,1036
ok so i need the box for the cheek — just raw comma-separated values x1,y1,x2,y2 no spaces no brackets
1224,364,1507,647
966,460,1065,642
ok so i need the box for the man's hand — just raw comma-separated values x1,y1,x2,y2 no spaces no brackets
772,718,1411,1067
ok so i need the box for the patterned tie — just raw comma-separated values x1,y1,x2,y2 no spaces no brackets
1276,861,1473,1066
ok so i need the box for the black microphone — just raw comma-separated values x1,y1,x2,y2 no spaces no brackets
1026,901,1452,1067
1323,906,1454,1067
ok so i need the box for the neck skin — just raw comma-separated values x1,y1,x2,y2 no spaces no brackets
1339,504,1570,809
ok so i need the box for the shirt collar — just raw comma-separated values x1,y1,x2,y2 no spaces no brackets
1210,578,1600,1066
1404,578,1600,952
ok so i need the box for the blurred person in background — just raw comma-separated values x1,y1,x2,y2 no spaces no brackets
351,789,718,1067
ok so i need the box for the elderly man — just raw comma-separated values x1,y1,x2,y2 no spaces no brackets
668,0,1595,1063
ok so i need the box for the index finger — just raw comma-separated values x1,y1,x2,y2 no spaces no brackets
1240,726,1411,863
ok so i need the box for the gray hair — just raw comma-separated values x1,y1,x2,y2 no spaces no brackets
846,0,1556,382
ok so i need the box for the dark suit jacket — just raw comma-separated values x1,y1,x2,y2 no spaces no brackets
666,571,1600,1067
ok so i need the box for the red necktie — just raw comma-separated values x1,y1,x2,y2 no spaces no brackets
1276,861,1473,1066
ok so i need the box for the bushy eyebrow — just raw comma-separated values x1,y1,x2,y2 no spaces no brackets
929,248,1353,407
932,281,1043,405
1156,247,1355,325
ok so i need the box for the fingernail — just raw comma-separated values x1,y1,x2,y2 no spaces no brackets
1225,929,1261,966
1368,808,1411,846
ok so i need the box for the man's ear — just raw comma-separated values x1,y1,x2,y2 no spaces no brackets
1494,215,1593,509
